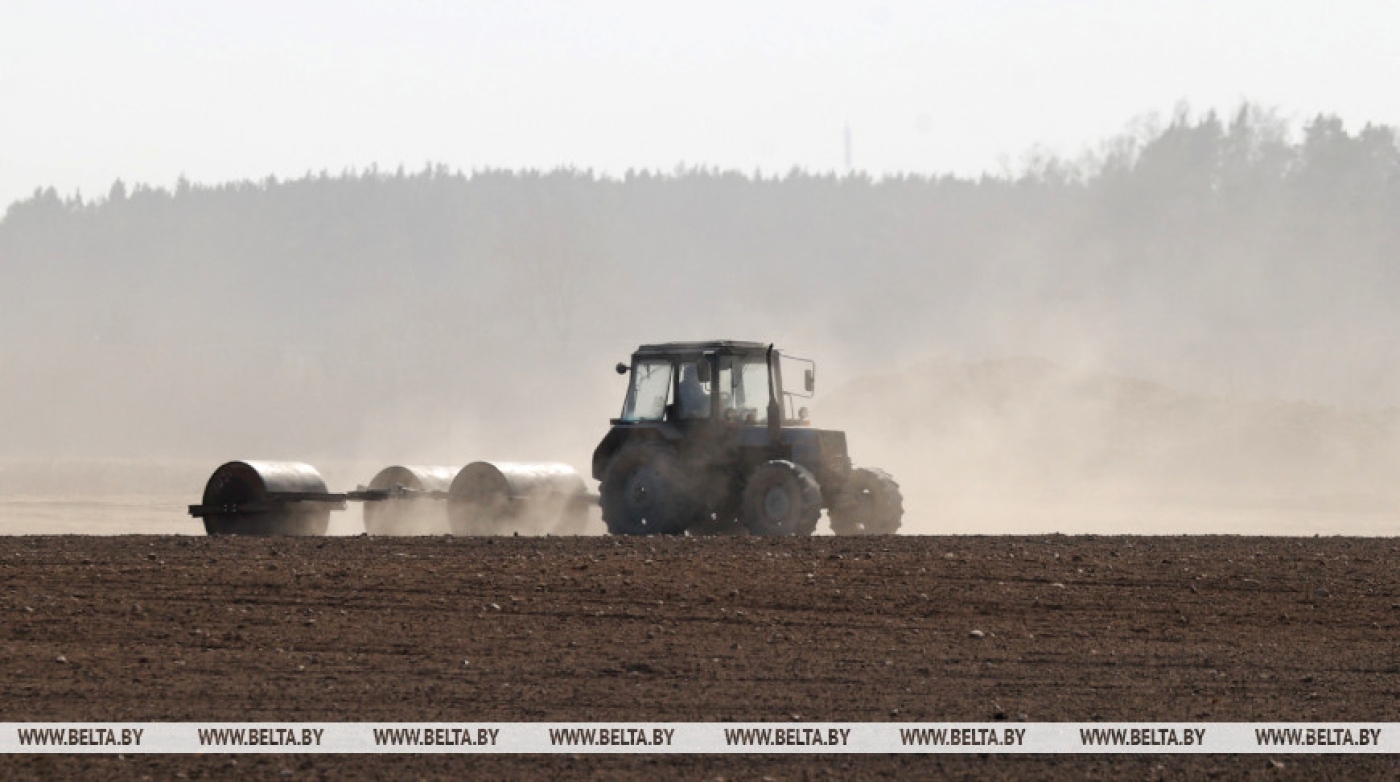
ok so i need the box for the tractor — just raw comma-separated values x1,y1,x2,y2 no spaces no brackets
593,340,902,536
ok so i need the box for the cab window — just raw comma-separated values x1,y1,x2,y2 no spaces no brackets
621,360,672,422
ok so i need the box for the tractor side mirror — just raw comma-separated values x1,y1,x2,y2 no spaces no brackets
804,369,815,394
615,362,629,375
696,360,712,384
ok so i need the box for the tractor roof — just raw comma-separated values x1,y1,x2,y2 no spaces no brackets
633,340,770,359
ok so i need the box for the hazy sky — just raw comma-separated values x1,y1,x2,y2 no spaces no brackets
2,0,1397,208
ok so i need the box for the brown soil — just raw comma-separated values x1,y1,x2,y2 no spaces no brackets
2,534,1399,779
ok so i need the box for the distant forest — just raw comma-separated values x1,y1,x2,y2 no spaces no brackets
1,105,1398,462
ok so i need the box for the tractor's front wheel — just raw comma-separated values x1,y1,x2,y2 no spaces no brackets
829,467,903,535
600,443,700,535
741,460,821,536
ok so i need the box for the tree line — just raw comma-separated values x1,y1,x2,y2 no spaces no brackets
0,104,1396,460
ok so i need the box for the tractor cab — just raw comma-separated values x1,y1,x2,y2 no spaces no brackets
615,341,814,427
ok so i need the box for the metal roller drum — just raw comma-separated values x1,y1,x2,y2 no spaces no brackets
447,461,589,535
200,460,332,536
361,465,457,536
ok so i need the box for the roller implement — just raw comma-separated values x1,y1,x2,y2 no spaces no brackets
189,340,902,536
189,460,588,537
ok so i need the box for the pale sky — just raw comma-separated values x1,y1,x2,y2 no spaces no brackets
2,0,1397,208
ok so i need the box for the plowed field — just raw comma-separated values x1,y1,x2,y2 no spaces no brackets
2,534,1398,779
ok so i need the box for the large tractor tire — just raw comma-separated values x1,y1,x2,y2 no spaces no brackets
600,443,700,535
829,467,903,535
741,460,821,537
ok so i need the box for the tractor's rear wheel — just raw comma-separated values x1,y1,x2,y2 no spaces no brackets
741,460,821,536
829,467,903,535
600,443,700,535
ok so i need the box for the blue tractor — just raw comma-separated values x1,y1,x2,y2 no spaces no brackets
592,341,903,536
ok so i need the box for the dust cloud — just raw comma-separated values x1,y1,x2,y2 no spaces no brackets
1,107,1397,535
817,356,1400,535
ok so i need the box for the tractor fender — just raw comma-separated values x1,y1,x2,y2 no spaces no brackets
591,423,684,481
